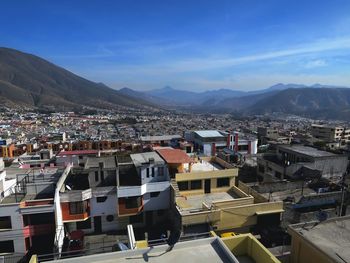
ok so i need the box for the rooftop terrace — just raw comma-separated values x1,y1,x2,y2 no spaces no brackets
278,145,336,158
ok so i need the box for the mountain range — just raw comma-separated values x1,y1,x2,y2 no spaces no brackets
0,47,154,110
120,84,350,120
1,47,350,120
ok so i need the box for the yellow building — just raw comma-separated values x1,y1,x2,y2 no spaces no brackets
172,156,284,232
288,216,350,263
221,233,281,263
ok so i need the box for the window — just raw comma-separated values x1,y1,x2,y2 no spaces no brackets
150,192,160,198
101,171,104,181
190,180,202,190
69,202,84,214
95,171,99,182
0,216,12,229
178,181,189,191
158,167,164,176
125,197,142,209
146,168,150,178
97,196,108,203
0,240,14,253
77,218,91,229
151,167,155,177
217,177,230,188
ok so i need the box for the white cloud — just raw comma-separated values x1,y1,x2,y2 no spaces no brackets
304,59,327,68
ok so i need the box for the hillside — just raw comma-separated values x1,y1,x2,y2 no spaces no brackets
0,47,154,110
246,88,350,120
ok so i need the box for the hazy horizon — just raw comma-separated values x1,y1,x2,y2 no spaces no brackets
1,0,350,92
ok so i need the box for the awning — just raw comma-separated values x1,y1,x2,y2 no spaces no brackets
255,209,284,215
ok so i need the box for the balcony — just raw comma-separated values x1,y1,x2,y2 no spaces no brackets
61,200,90,222
19,199,55,215
59,189,92,202
117,181,170,198
118,196,143,217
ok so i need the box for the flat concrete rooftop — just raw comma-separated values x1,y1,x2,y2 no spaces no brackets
278,145,336,158
289,216,350,262
190,160,220,172
130,152,164,167
47,237,241,263
177,191,238,212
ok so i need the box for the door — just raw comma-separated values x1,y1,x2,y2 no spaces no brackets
146,211,153,226
204,179,211,194
94,216,102,233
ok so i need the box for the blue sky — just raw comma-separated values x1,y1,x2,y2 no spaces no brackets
1,0,350,91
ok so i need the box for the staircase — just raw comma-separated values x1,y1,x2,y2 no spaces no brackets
170,179,181,198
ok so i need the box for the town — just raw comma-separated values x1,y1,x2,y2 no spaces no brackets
0,107,349,263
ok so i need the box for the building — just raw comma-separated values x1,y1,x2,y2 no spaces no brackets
40,233,280,263
55,153,171,255
257,127,279,145
311,124,344,142
288,216,350,263
190,130,258,157
0,166,62,261
56,150,98,167
257,145,348,182
140,135,182,148
165,151,284,234
224,131,258,155
192,130,226,156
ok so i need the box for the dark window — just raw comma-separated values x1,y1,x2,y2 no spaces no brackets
101,171,104,181
25,237,30,251
150,192,160,198
69,202,84,214
158,167,164,176
151,167,155,177
95,171,99,182
146,168,150,178
0,216,12,229
129,214,143,224
77,218,91,229
97,196,108,203
238,145,249,151
125,197,142,209
79,156,83,160
217,177,230,187
0,240,14,253
258,165,265,173
178,181,189,191
190,180,202,190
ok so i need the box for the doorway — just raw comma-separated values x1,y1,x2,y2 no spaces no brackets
94,216,102,233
